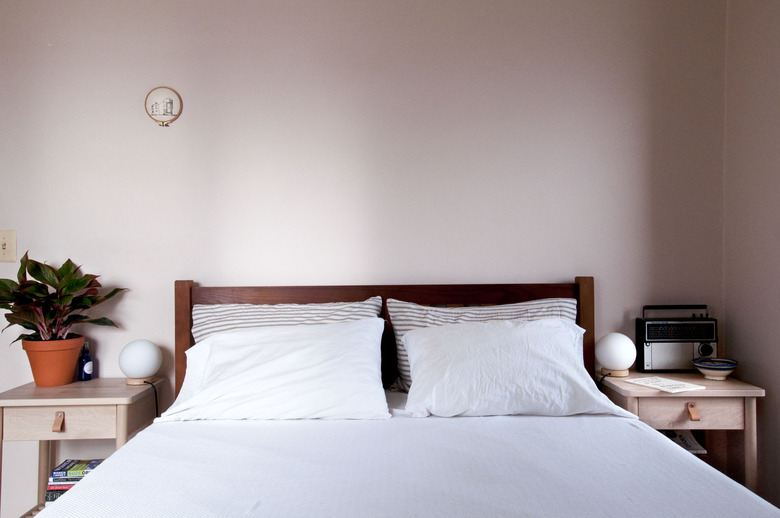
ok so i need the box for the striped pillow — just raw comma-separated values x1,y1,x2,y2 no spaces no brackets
386,297,578,391
191,297,383,343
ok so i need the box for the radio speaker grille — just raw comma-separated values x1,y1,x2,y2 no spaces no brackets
646,322,716,341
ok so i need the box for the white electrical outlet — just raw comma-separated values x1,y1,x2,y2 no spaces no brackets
0,230,17,263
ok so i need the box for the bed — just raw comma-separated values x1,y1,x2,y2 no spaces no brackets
37,277,779,517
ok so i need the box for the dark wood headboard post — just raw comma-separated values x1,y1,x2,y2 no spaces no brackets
575,276,595,375
174,280,195,396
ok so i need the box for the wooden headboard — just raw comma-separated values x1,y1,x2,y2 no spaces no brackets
174,277,595,396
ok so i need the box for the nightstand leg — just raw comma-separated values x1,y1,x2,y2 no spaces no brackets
38,440,51,504
116,405,129,448
626,397,639,416
744,397,758,491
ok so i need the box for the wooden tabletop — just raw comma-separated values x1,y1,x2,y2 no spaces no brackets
600,372,765,398
0,378,160,407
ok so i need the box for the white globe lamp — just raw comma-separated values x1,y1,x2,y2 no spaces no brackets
119,339,162,385
595,333,636,377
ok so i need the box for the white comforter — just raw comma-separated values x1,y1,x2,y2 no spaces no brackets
40,392,779,518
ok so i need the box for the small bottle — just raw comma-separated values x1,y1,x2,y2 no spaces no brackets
78,342,93,381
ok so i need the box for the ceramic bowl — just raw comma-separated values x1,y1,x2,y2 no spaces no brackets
692,358,738,380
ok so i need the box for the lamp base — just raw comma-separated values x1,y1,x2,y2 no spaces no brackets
126,376,158,385
600,367,630,377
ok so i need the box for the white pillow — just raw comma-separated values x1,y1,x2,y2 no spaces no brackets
386,297,578,390
403,318,634,418
191,296,382,343
159,318,390,421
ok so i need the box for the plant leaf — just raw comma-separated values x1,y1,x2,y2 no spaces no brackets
18,281,50,298
61,314,89,325
5,309,42,328
84,276,102,289
3,320,37,333
68,296,93,310
102,287,126,301
56,259,79,285
0,278,18,303
81,317,119,327
17,252,29,283
11,332,39,343
60,276,92,297
26,259,60,287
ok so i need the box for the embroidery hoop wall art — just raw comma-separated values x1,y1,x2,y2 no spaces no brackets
145,87,182,126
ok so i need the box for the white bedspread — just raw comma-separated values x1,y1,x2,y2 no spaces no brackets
40,392,779,518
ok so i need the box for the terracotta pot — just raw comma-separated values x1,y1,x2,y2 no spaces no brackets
22,336,85,387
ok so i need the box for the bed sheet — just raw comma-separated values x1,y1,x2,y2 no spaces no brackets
39,392,779,518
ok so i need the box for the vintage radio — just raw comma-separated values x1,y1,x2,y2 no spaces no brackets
635,305,718,372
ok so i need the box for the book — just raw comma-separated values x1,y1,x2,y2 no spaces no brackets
50,459,104,478
49,477,84,484
47,482,78,491
45,489,68,502
51,459,78,478
624,376,706,393
666,430,707,454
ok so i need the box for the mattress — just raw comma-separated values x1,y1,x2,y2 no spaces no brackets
38,392,778,518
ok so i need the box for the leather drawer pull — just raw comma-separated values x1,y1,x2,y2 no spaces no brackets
52,411,65,432
687,402,701,422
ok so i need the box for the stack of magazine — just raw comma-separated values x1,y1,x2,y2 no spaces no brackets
46,459,103,506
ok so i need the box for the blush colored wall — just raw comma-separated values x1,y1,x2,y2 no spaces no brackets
724,0,780,505
1,1,759,515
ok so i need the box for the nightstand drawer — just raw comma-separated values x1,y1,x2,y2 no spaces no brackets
637,397,744,430
3,405,117,441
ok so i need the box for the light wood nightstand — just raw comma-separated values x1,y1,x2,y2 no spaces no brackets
599,372,764,491
0,378,161,516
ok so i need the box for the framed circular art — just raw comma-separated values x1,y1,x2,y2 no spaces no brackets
145,86,182,126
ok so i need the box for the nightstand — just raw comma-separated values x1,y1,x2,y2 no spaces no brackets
600,372,764,491
0,378,161,516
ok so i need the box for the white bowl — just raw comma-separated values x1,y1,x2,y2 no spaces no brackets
692,358,738,380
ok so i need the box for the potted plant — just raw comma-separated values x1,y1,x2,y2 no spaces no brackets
0,252,125,386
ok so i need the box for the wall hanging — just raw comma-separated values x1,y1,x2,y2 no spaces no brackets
145,86,182,126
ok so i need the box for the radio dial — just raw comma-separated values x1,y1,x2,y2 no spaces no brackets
698,342,714,357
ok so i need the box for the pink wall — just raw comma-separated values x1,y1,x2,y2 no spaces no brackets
3,1,769,514
724,0,780,505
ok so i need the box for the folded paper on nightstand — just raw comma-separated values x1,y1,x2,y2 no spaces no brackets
625,376,706,393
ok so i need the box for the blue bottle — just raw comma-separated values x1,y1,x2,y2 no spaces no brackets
78,342,93,381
